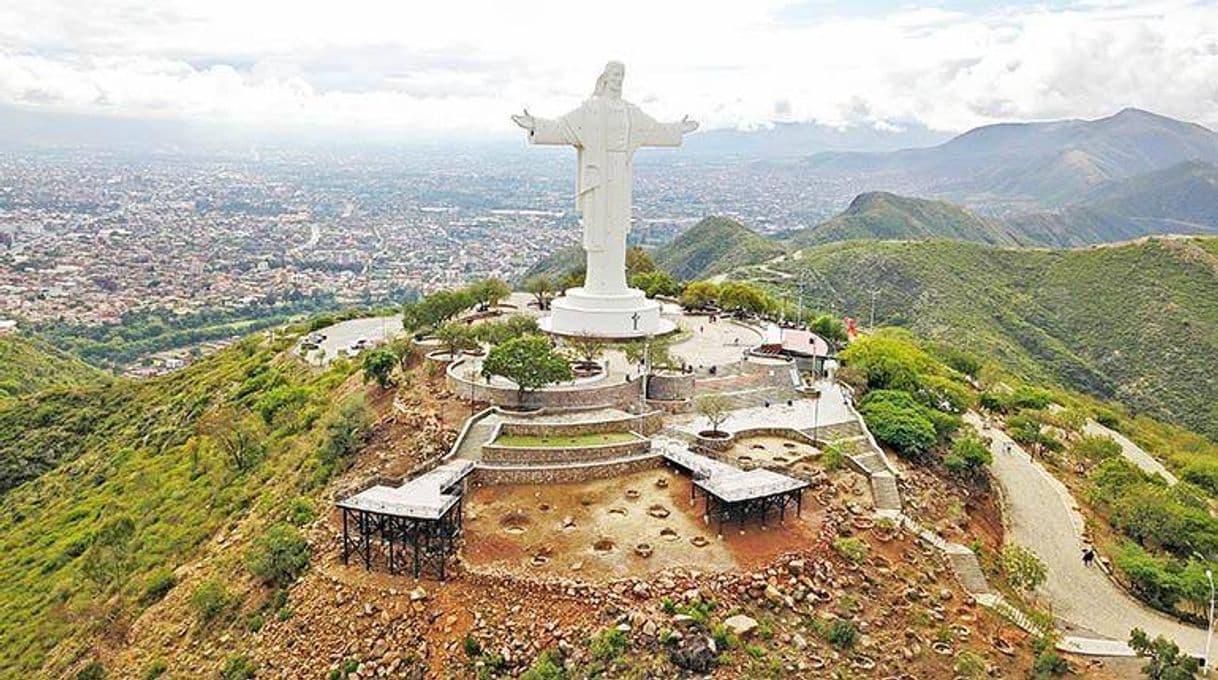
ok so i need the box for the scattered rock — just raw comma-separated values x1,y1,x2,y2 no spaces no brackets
722,614,759,638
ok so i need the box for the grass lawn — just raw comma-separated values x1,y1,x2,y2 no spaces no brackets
493,432,639,448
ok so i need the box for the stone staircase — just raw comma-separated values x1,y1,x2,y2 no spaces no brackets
450,413,499,461
869,472,901,513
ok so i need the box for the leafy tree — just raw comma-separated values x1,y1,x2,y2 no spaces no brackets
473,316,539,346
679,281,720,309
525,276,556,311
481,335,573,405
318,395,372,469
361,349,398,389
82,514,136,589
468,278,511,310
1001,544,1047,593
839,332,936,392
944,434,992,478
629,270,682,298
557,267,585,291
199,408,267,472
858,390,937,458
717,281,769,314
1128,628,1199,679
623,335,681,371
246,523,311,587
1032,650,1068,678
254,385,312,425
1072,435,1122,463
566,332,607,364
625,246,656,276
433,322,478,359
809,314,847,344
695,394,733,435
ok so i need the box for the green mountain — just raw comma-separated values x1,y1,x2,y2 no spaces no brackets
807,108,1218,209
520,244,584,282
768,237,1218,439
0,330,375,675
0,333,106,401
1007,161,1218,246
654,216,786,280
786,192,1024,248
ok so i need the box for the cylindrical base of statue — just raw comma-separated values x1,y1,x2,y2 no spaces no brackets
541,287,675,338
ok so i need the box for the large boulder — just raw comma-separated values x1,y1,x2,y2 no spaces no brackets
670,636,717,673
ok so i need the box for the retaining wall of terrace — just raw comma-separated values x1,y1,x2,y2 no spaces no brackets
496,411,662,437
473,454,663,485
446,358,642,410
481,436,651,465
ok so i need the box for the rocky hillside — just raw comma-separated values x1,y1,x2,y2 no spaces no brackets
767,236,1218,439
786,192,1024,248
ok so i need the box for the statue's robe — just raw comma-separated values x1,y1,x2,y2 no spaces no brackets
528,95,684,294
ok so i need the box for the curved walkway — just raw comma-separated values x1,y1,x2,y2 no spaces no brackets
1083,420,1178,485
966,413,1207,655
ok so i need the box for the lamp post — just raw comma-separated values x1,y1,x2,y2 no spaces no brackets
1207,568,1215,674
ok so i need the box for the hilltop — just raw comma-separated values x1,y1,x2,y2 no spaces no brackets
654,216,786,280
785,192,1024,248
766,236,1218,439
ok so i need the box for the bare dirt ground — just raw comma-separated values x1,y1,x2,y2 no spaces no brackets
724,434,821,469
461,468,824,581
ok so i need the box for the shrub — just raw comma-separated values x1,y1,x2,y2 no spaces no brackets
825,620,857,649
859,390,937,458
142,660,168,680
361,349,398,389
1129,628,1199,679
220,654,257,680
519,649,566,680
944,435,992,478
1032,650,1068,677
1001,545,1047,593
286,497,316,527
1072,435,1122,463
833,537,869,564
954,650,986,678
246,524,311,587
76,662,106,680
141,568,177,605
191,578,236,624
590,627,628,662
463,634,482,658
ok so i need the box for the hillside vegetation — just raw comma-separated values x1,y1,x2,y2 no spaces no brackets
654,215,785,280
0,329,376,675
0,333,106,401
768,237,1218,439
786,192,1023,248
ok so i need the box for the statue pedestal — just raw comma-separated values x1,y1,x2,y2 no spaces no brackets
540,287,675,338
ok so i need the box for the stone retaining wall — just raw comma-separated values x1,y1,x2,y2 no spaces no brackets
447,359,642,410
473,455,662,485
646,371,694,401
481,436,650,465
730,427,823,448
497,411,662,437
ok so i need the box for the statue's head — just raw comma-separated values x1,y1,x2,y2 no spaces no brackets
593,61,625,99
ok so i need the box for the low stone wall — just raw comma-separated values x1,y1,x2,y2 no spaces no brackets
695,431,736,452
473,454,662,485
481,436,650,465
498,411,662,437
646,371,694,401
730,426,824,448
447,358,642,410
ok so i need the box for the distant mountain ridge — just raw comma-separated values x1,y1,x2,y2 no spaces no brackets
806,108,1218,210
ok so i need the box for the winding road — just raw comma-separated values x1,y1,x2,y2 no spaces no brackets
965,413,1209,655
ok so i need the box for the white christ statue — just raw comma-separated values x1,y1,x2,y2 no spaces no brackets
513,61,697,338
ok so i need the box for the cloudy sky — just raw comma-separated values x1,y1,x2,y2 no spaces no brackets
2,0,1216,138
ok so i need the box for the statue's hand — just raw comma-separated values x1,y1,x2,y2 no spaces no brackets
512,109,535,131
681,115,699,134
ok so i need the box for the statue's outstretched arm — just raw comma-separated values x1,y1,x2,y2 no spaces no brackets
515,108,578,146
633,107,697,147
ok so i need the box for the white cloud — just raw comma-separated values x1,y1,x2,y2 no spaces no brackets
0,0,1215,136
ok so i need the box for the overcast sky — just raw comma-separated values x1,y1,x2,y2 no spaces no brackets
2,0,1216,138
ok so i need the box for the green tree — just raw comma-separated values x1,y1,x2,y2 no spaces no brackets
318,395,372,469
200,408,267,472
695,394,733,435
525,276,556,311
1128,628,1199,679
625,246,656,276
717,281,769,314
481,335,573,405
629,270,682,298
566,332,607,364
679,281,720,309
361,349,398,389
246,524,311,587
191,578,236,624
433,322,478,359
858,390,937,458
469,278,511,310
1001,544,1047,593
82,514,136,590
